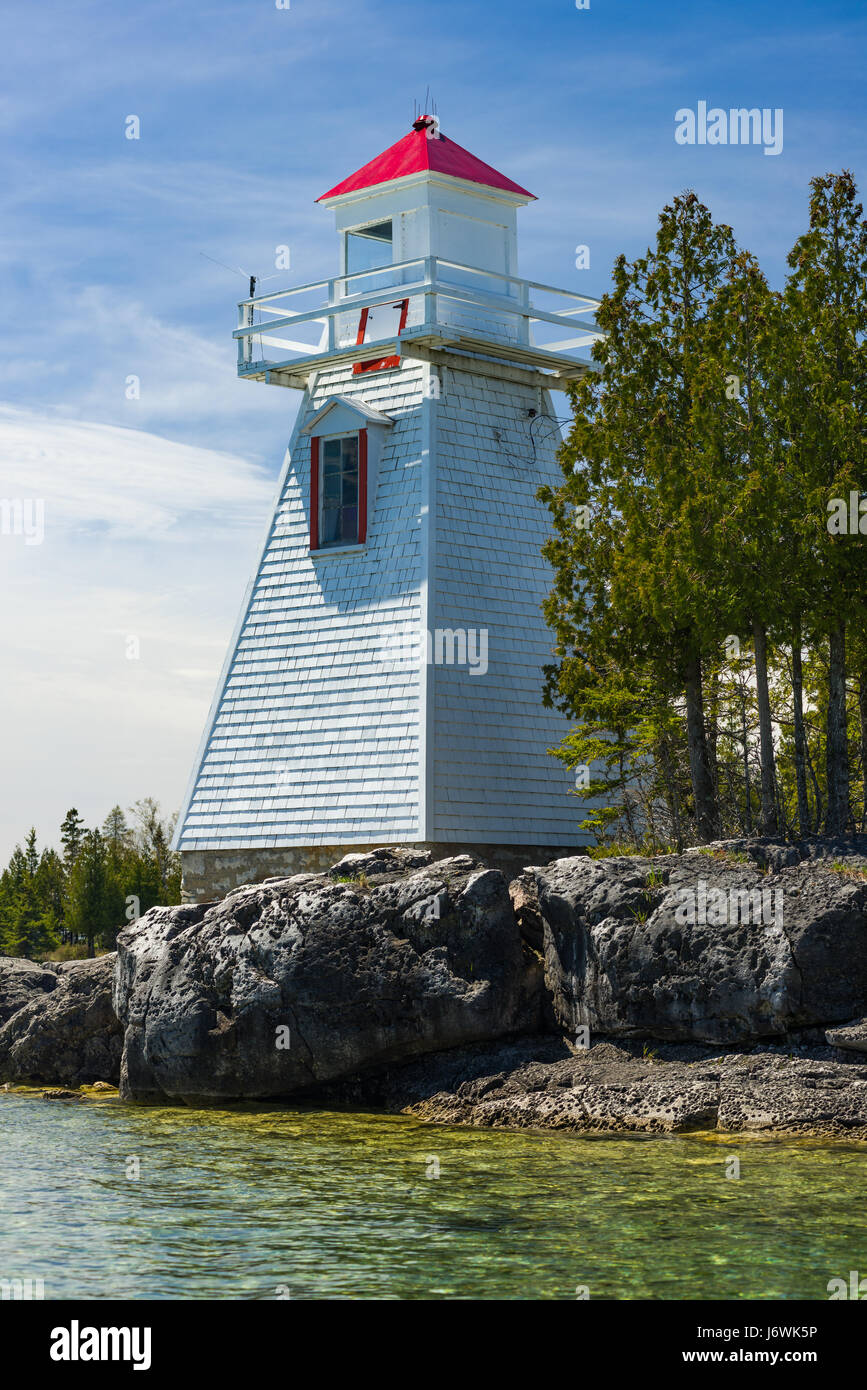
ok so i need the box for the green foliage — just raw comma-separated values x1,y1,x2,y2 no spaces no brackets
0,800,182,959
541,173,867,850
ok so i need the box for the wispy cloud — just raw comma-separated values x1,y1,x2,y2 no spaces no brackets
0,406,275,856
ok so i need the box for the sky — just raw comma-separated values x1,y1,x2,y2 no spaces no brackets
1,0,865,861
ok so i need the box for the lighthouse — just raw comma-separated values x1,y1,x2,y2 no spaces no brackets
173,115,603,901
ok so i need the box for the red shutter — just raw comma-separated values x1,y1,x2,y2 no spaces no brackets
309,436,320,551
357,429,368,544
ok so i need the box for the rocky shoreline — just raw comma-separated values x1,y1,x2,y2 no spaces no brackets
2,837,867,1142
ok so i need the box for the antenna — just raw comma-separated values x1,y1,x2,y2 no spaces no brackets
198,251,282,299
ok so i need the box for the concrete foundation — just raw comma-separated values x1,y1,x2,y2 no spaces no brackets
180,841,586,903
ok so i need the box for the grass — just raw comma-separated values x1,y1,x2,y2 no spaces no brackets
330,872,372,893
587,841,675,861
829,860,867,880
696,848,751,865
42,944,91,962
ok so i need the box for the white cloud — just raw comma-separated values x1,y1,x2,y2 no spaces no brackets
0,406,278,860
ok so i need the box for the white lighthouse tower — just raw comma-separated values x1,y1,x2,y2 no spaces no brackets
173,115,602,901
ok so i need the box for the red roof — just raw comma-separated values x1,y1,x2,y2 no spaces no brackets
317,118,535,202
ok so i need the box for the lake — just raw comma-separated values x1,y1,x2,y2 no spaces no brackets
1,1091,864,1300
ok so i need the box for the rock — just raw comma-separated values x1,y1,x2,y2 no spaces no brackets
534,850,867,1044
687,834,867,874
826,1018,867,1054
89,1080,117,1091
0,957,58,1024
327,847,434,880
716,1054,867,1138
399,1038,867,1140
508,870,545,951
48,959,94,976
42,1089,81,1101
0,955,122,1087
114,858,542,1103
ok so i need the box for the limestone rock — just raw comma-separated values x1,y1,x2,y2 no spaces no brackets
826,1018,867,1054
400,1040,867,1141
0,957,58,1024
327,846,434,880
0,955,122,1086
114,858,542,1103
534,848,867,1043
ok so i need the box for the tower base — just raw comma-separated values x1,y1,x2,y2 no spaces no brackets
179,841,587,903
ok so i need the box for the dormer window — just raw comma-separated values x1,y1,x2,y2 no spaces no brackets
303,396,393,556
320,435,359,547
309,429,369,552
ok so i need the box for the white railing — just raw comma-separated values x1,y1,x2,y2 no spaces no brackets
234,256,603,375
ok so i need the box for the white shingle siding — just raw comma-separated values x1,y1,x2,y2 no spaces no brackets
428,372,577,845
175,360,426,851
175,356,579,854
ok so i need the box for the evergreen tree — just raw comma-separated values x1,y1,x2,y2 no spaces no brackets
60,808,86,868
540,192,737,842
65,829,112,958
783,171,867,834
696,251,792,835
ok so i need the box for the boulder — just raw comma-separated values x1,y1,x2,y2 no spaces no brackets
114,857,543,1103
534,849,867,1043
826,1018,867,1054
0,957,58,1024
327,846,433,879
508,870,544,951
0,955,122,1086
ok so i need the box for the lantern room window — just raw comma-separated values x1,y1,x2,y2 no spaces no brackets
345,220,393,278
320,435,358,547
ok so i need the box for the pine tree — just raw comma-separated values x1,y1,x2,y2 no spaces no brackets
60,808,86,868
696,251,793,835
784,171,867,834
540,192,738,842
65,829,110,958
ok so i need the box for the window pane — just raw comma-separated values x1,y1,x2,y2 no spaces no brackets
346,222,393,276
321,508,339,545
316,433,362,547
342,468,358,505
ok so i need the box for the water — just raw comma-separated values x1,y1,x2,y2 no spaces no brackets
1,1091,865,1300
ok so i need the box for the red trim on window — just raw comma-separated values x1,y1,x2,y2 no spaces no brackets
353,298,409,375
309,436,320,551
358,429,368,544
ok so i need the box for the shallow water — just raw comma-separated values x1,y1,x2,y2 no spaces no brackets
1,1092,865,1300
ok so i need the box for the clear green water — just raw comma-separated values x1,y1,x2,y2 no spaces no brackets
1,1092,865,1300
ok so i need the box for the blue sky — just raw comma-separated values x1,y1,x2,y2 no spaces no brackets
1,0,865,859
